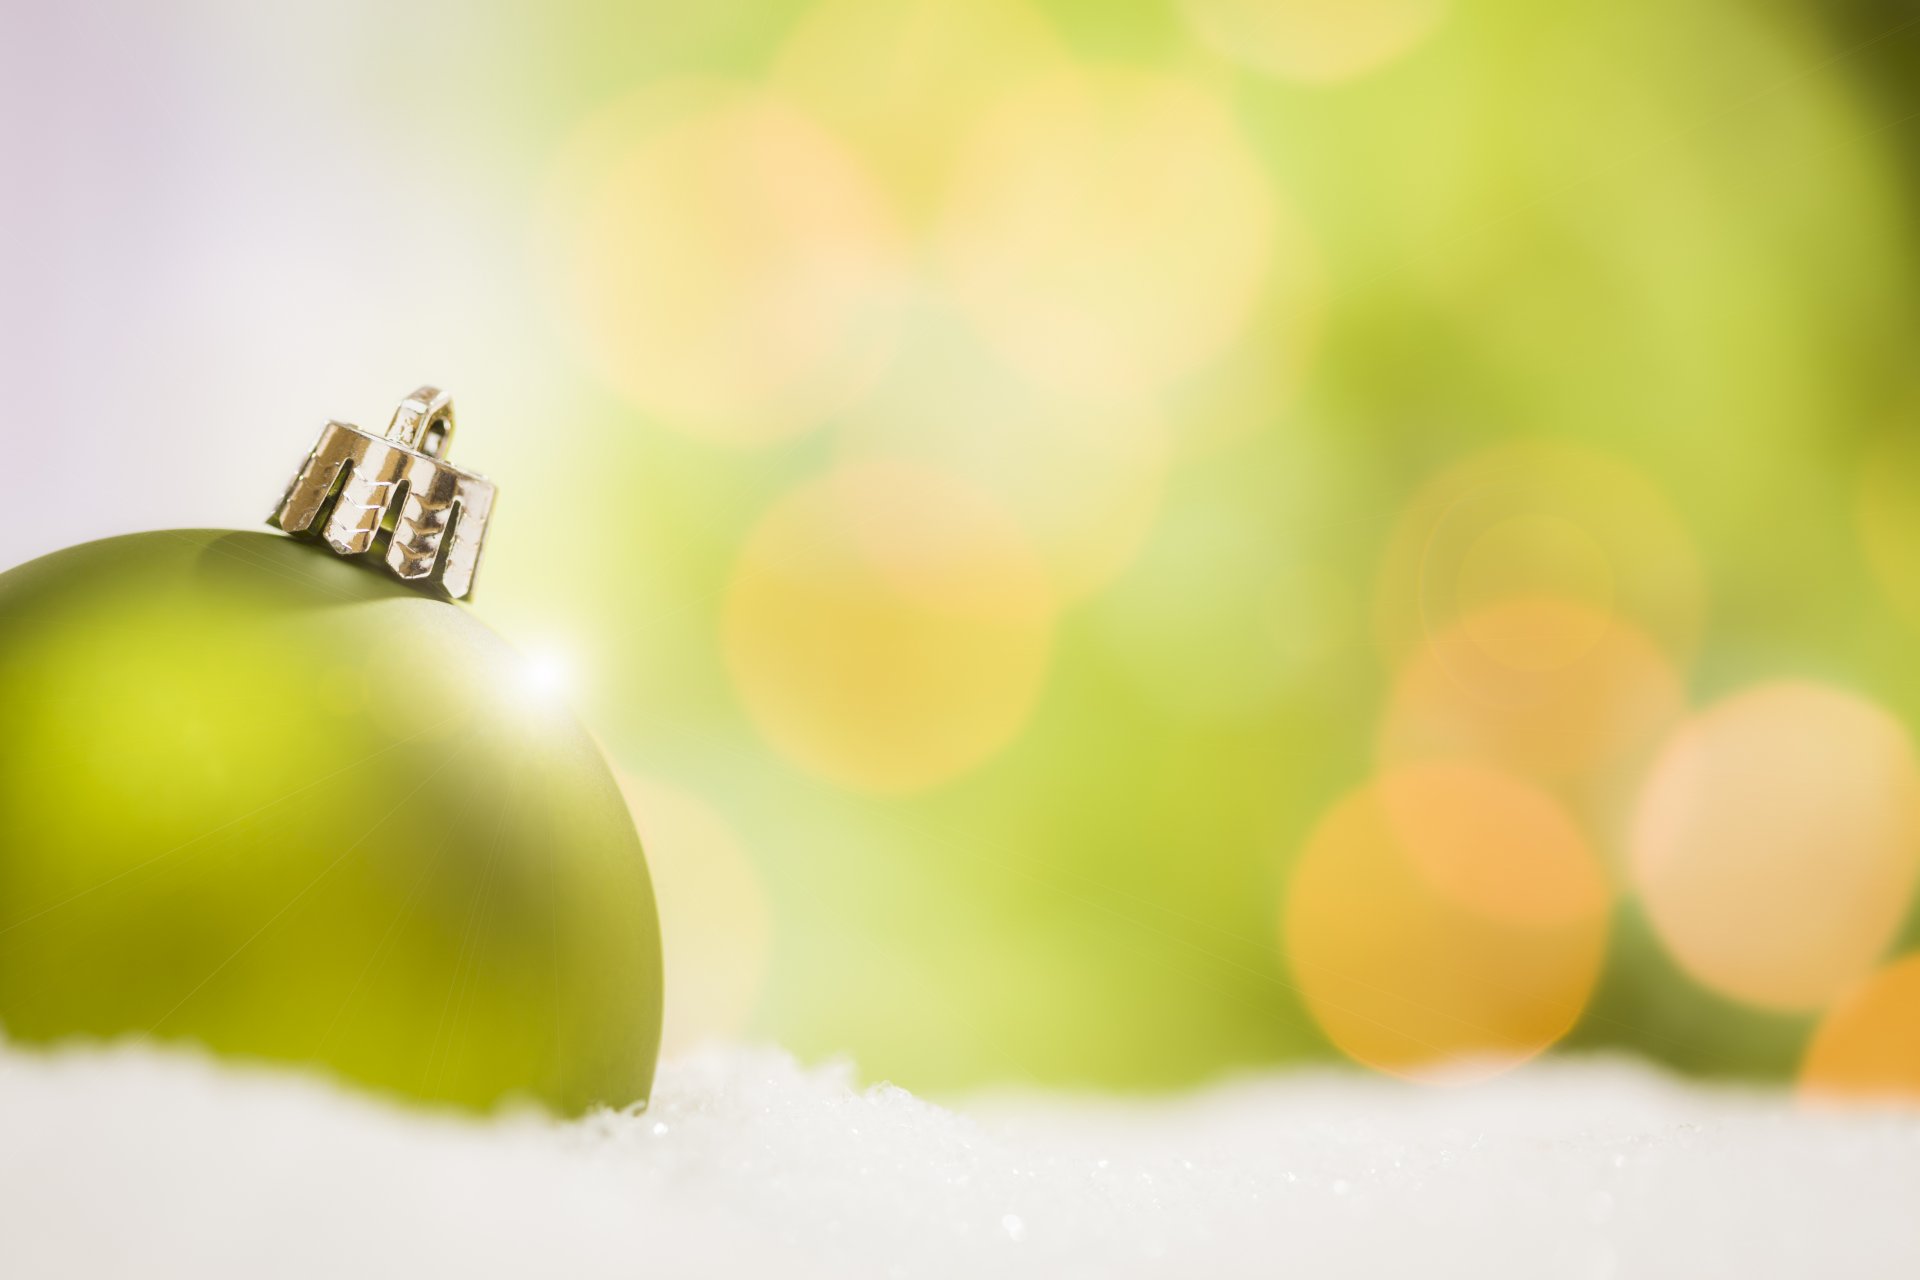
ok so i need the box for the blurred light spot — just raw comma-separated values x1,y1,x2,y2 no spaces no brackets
724,462,1055,792
1376,442,1704,668
1630,683,1920,1012
1159,301,1319,458
538,81,905,444
1857,420,1920,637
1379,599,1685,834
521,651,571,699
936,68,1297,400
1178,0,1448,84
1455,517,1613,670
617,773,773,1055
772,0,1066,221
1285,763,1609,1080
836,328,1173,601
1382,763,1611,928
1800,954,1920,1104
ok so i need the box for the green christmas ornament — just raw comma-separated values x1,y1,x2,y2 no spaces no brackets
0,390,661,1114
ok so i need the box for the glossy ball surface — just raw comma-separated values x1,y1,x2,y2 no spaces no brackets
0,531,661,1113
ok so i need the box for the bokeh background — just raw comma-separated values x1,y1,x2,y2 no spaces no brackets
7,0,1920,1099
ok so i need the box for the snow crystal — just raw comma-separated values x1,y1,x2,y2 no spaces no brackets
0,1037,1914,1278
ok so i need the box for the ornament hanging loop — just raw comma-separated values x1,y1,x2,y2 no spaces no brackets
268,386,497,601
386,386,456,459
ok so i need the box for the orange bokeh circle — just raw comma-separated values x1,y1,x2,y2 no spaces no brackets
1631,682,1920,1012
1284,762,1610,1080
1380,597,1686,792
1801,953,1920,1105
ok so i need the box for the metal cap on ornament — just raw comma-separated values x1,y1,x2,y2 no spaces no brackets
268,386,497,600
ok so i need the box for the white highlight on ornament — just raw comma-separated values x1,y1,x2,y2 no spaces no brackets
520,652,572,700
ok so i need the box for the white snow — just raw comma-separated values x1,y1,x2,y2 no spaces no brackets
1,1036,1916,1279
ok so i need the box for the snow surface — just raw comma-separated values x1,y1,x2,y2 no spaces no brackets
1,1037,1916,1279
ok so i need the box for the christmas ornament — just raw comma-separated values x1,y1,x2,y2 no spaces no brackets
269,384,496,599
0,391,661,1114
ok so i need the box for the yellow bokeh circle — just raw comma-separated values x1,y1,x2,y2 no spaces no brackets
771,0,1067,221
834,333,1174,603
617,773,772,1055
1178,0,1450,85
936,67,1294,400
1376,441,1705,669
537,81,906,445
1454,516,1614,671
724,462,1056,792
1856,415,1920,637
1285,763,1610,1080
1631,682,1920,1012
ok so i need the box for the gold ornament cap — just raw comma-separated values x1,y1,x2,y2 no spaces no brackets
269,387,496,600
